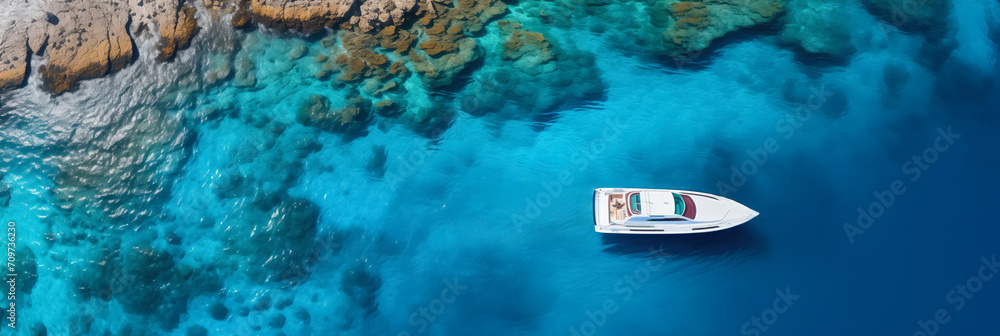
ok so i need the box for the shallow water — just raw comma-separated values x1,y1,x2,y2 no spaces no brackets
1,0,1000,335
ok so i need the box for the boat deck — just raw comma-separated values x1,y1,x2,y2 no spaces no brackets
608,193,627,221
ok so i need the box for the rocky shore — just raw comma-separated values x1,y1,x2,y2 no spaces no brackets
0,0,199,93
0,0,952,94
0,0,420,93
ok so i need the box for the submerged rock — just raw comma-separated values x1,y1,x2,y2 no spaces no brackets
396,94,457,134
663,0,785,55
15,247,38,295
778,0,855,62
287,45,309,60
221,198,320,284
186,325,209,336
297,93,373,134
68,315,93,335
260,0,509,135
268,314,286,328
406,0,507,86
210,118,320,220
419,0,508,35
294,308,311,321
233,56,258,87
374,99,405,117
517,0,783,57
210,302,229,320
340,263,382,318
77,243,222,330
205,54,234,84
883,62,911,101
366,145,388,178
31,322,48,336
497,21,554,73
0,181,10,207
411,37,482,87
54,108,192,229
115,245,176,314
861,0,950,39
461,20,605,117
331,32,395,84
0,0,429,92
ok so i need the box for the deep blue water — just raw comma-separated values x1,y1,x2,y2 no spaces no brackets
1,0,999,335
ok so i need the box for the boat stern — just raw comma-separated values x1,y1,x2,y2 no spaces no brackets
593,189,600,228
593,188,615,233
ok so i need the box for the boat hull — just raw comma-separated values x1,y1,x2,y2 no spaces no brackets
593,188,758,234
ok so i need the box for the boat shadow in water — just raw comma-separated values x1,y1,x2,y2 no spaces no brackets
599,225,766,263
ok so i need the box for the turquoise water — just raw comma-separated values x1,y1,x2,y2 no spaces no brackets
2,0,1000,335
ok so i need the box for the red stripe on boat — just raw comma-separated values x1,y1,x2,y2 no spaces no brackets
681,194,697,219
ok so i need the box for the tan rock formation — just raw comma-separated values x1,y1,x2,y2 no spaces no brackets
156,3,201,61
244,0,418,33
296,92,372,133
0,0,206,93
357,0,419,31
0,0,483,93
0,1,44,90
404,0,506,86
498,20,553,63
248,0,355,32
37,2,135,94
0,30,29,90
664,0,785,55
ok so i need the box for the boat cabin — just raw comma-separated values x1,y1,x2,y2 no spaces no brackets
608,191,697,223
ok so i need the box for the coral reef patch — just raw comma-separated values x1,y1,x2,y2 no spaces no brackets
778,0,855,62
861,0,950,39
460,20,605,117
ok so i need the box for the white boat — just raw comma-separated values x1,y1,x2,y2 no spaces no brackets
593,188,758,234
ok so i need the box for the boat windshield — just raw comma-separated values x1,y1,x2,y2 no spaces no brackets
629,193,641,213
672,193,685,215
